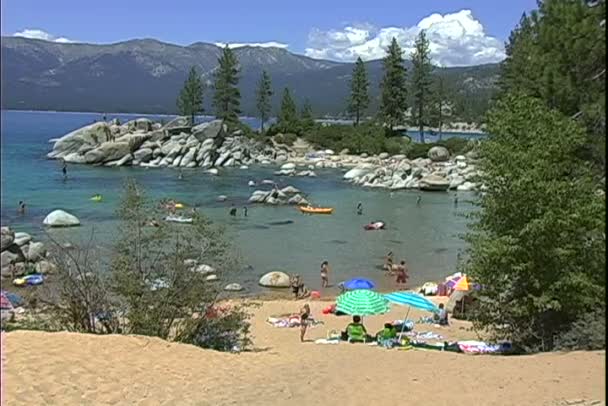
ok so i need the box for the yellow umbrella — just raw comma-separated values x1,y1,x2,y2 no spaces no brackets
453,275,470,291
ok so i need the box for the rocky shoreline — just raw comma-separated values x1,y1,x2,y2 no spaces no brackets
47,116,482,192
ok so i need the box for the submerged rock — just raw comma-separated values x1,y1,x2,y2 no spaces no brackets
224,283,244,292
43,210,80,227
259,271,291,288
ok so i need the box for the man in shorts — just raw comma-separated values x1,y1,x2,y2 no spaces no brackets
395,260,409,287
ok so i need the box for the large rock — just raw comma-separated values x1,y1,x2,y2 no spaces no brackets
133,148,153,162
280,163,296,171
287,194,309,205
193,264,216,275
43,210,80,227
344,165,375,180
27,242,46,262
13,232,32,247
180,147,198,167
192,120,225,142
419,174,450,191
49,122,112,157
84,142,131,164
1,227,15,251
224,283,244,292
35,260,57,275
105,153,133,167
428,146,450,162
1,244,25,266
258,271,291,288
62,152,88,164
281,186,300,194
249,190,270,203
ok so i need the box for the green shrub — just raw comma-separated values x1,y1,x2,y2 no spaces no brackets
274,133,297,146
555,306,606,351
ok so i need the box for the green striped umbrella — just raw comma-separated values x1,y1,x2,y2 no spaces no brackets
335,289,390,316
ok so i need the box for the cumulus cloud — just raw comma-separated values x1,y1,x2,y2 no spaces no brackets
304,10,505,66
214,41,288,49
13,29,74,43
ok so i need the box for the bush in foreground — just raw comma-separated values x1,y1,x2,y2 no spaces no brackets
30,180,254,352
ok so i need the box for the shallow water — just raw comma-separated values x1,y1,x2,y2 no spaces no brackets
1,110,476,292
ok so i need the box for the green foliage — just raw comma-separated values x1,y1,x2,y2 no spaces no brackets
380,38,408,130
428,77,451,139
555,306,606,351
176,66,204,125
268,88,302,135
410,30,433,142
348,57,370,125
213,46,241,124
32,180,253,352
501,0,606,170
274,133,298,146
255,70,273,132
300,99,315,131
304,123,402,155
402,137,473,159
463,94,605,352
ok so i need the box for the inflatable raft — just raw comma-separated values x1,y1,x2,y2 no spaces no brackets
13,274,44,287
91,195,102,202
299,206,334,215
364,221,385,230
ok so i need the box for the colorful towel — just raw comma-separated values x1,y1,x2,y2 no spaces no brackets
457,340,512,354
266,316,324,328
402,331,443,341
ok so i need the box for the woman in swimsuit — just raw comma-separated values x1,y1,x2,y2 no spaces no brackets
300,304,311,342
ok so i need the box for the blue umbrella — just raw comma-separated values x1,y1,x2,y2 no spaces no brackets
384,291,439,335
384,292,439,313
343,278,375,290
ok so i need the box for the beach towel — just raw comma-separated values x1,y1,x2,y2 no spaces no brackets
315,338,340,344
457,340,511,354
266,316,323,328
402,331,443,341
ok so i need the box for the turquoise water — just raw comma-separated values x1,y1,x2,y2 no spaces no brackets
1,110,475,292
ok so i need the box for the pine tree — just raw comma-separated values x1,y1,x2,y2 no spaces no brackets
347,57,370,126
410,30,433,143
278,87,298,129
213,45,241,124
255,71,273,132
176,67,204,126
429,76,450,140
380,37,408,131
300,98,314,130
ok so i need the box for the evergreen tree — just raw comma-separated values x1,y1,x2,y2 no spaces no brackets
300,98,315,130
278,87,298,129
429,76,450,140
380,37,408,131
255,71,273,132
213,46,241,124
500,0,606,171
464,94,605,351
410,30,433,143
176,67,204,126
347,57,370,126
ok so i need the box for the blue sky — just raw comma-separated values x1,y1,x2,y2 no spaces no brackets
1,0,538,66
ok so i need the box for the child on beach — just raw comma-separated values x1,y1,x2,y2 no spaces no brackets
384,252,394,273
299,304,311,342
320,261,330,288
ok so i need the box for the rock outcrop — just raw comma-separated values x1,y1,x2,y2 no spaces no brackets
1,226,54,279
259,271,291,288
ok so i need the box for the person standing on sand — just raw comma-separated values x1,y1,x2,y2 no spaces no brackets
320,261,330,288
299,304,311,342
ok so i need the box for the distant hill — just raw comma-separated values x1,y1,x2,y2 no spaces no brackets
1,37,500,119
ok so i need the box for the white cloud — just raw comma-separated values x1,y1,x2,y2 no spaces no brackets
13,29,75,43
304,10,505,66
214,41,288,49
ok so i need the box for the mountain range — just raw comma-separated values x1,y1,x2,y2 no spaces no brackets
1,36,500,118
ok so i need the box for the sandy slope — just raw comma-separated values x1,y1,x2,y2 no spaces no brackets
2,299,605,406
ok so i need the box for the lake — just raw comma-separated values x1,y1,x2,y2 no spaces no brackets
1,110,475,293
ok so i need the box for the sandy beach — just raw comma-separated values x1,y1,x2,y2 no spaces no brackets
2,298,605,406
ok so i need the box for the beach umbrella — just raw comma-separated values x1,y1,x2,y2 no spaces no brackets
335,289,390,316
343,278,375,290
453,275,470,291
384,291,440,335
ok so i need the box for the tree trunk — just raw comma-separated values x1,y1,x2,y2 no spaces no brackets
419,104,425,144
355,109,360,126
260,115,265,133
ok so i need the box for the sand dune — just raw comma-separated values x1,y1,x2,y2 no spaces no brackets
2,300,605,406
